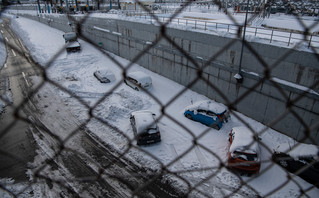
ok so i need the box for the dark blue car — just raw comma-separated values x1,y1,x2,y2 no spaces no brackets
184,100,230,130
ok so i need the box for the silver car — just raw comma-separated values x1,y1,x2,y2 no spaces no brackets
124,71,152,91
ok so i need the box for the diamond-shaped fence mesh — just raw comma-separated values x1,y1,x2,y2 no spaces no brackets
0,0,319,197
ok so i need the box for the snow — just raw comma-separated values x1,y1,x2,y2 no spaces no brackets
241,69,319,96
1,8,319,198
94,69,116,82
184,100,227,115
127,71,152,87
63,32,77,41
272,77,319,96
275,142,319,160
229,126,260,154
131,110,158,135
93,26,111,33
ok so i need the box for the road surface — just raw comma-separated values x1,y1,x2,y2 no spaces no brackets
0,17,38,182
0,17,184,197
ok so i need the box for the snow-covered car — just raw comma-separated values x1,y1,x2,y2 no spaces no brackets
124,71,152,91
228,126,261,175
130,110,161,145
65,40,81,52
184,100,230,130
63,32,81,52
94,69,116,83
272,143,319,187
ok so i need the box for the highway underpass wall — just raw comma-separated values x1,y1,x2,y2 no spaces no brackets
17,13,319,144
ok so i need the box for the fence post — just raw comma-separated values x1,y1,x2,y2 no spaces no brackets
270,29,274,43
255,27,258,36
288,32,292,46
227,24,229,32
195,20,197,29
186,19,188,26
178,18,179,25
216,23,217,30
205,22,207,31
308,34,313,48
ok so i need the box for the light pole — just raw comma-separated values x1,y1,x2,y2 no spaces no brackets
235,0,250,83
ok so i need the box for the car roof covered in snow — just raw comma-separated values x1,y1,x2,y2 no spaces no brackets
63,32,77,41
184,100,227,114
275,142,319,159
95,69,116,81
230,126,260,154
127,71,152,84
131,110,157,134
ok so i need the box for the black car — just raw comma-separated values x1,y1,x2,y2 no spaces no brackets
130,110,161,145
272,143,319,188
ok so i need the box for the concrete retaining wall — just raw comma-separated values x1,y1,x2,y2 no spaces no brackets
16,12,319,143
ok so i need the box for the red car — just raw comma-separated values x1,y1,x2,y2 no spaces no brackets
228,126,261,175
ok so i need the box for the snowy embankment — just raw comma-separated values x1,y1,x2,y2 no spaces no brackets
0,12,318,197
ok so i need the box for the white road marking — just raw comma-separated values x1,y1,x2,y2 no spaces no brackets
22,72,30,87
1,24,4,27
1,30,3,33
11,49,16,56
5,37,8,42
4,64,7,68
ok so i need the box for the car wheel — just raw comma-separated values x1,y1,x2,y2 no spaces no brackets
212,124,220,130
134,87,139,91
186,114,192,120
279,160,289,168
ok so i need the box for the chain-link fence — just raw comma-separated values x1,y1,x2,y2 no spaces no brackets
1,0,319,197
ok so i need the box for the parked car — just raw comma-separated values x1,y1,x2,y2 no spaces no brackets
272,142,319,187
63,32,81,52
124,71,152,91
184,100,230,130
94,69,115,83
228,126,261,175
130,110,161,145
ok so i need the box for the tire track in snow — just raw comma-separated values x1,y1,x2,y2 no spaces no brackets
170,144,188,172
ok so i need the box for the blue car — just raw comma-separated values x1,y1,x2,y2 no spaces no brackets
184,100,230,130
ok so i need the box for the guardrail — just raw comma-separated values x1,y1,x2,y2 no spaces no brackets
123,13,319,49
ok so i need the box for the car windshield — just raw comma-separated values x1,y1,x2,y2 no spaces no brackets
147,127,158,134
233,151,258,161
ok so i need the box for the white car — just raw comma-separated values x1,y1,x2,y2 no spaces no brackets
124,71,152,91
94,69,116,83
130,110,161,145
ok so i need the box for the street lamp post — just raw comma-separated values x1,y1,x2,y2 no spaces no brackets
235,0,250,83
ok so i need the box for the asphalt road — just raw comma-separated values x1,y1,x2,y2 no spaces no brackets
0,17,38,182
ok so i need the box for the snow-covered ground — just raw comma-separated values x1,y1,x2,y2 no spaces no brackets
1,8,319,198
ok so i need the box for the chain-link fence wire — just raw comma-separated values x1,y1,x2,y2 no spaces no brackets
0,0,319,197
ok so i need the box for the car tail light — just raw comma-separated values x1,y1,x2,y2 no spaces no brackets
138,83,142,87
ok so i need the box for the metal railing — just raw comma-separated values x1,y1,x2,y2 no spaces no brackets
122,13,319,48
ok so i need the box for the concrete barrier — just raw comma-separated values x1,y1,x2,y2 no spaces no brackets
15,12,319,144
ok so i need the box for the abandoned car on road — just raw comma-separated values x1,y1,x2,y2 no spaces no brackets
184,100,230,130
228,126,261,175
130,110,161,145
